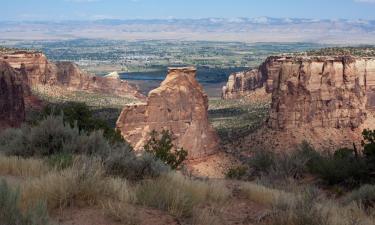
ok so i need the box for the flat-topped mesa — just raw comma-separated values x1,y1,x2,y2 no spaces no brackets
116,67,220,159
0,51,145,100
0,61,26,129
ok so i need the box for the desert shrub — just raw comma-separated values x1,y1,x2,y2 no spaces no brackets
308,150,369,187
362,129,375,170
136,172,229,217
41,102,125,144
144,130,188,169
344,185,375,208
226,166,247,179
248,142,318,180
0,179,49,225
248,149,275,174
47,153,74,170
0,116,112,158
104,144,170,181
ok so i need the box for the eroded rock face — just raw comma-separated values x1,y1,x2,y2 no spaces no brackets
0,51,145,99
265,56,375,130
222,57,279,99
116,67,219,159
222,69,264,99
0,61,25,128
224,56,375,130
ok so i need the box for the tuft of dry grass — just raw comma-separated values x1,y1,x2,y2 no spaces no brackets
136,172,230,217
240,182,291,206
191,207,223,225
0,155,49,177
101,201,139,225
20,157,108,211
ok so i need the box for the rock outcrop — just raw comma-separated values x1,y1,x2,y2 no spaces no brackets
0,51,145,99
222,69,264,99
264,56,375,130
224,56,375,130
222,57,278,99
230,56,375,152
116,67,220,159
0,61,26,128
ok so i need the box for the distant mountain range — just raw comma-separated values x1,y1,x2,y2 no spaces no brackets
1,17,375,44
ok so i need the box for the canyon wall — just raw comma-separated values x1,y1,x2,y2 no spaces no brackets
224,56,375,130
116,67,219,159
265,56,375,130
0,61,26,128
0,51,145,99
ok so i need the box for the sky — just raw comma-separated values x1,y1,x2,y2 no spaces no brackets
2,0,375,21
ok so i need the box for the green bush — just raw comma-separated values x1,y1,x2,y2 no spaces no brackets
144,130,188,169
0,116,111,158
104,144,169,181
226,166,247,180
362,129,375,170
247,149,276,177
47,153,74,170
41,102,125,144
308,150,369,187
0,179,49,225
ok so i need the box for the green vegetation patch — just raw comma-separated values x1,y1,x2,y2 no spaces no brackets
208,98,270,144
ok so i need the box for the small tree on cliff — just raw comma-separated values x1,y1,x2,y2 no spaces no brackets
144,130,188,169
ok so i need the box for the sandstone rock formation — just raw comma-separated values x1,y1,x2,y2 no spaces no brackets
222,69,264,99
264,56,375,130
0,61,25,128
224,56,375,130
116,67,220,159
230,56,375,152
222,57,277,99
0,51,145,99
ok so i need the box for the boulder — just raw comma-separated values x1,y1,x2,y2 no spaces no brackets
116,67,219,159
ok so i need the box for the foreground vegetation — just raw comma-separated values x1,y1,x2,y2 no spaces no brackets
0,101,374,224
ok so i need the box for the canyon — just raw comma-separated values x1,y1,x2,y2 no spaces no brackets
224,56,375,151
116,67,220,159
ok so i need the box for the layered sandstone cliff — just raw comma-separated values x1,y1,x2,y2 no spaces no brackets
264,56,375,130
232,56,375,152
222,69,264,99
0,61,25,128
224,56,375,130
116,67,220,159
0,51,144,99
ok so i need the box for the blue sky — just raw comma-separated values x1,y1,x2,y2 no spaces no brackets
3,0,375,21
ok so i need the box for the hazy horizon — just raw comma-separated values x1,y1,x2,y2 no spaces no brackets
3,0,375,21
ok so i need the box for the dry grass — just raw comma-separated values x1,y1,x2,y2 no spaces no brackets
101,201,139,225
191,208,223,225
20,157,107,211
239,182,291,206
136,172,230,217
0,155,49,177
